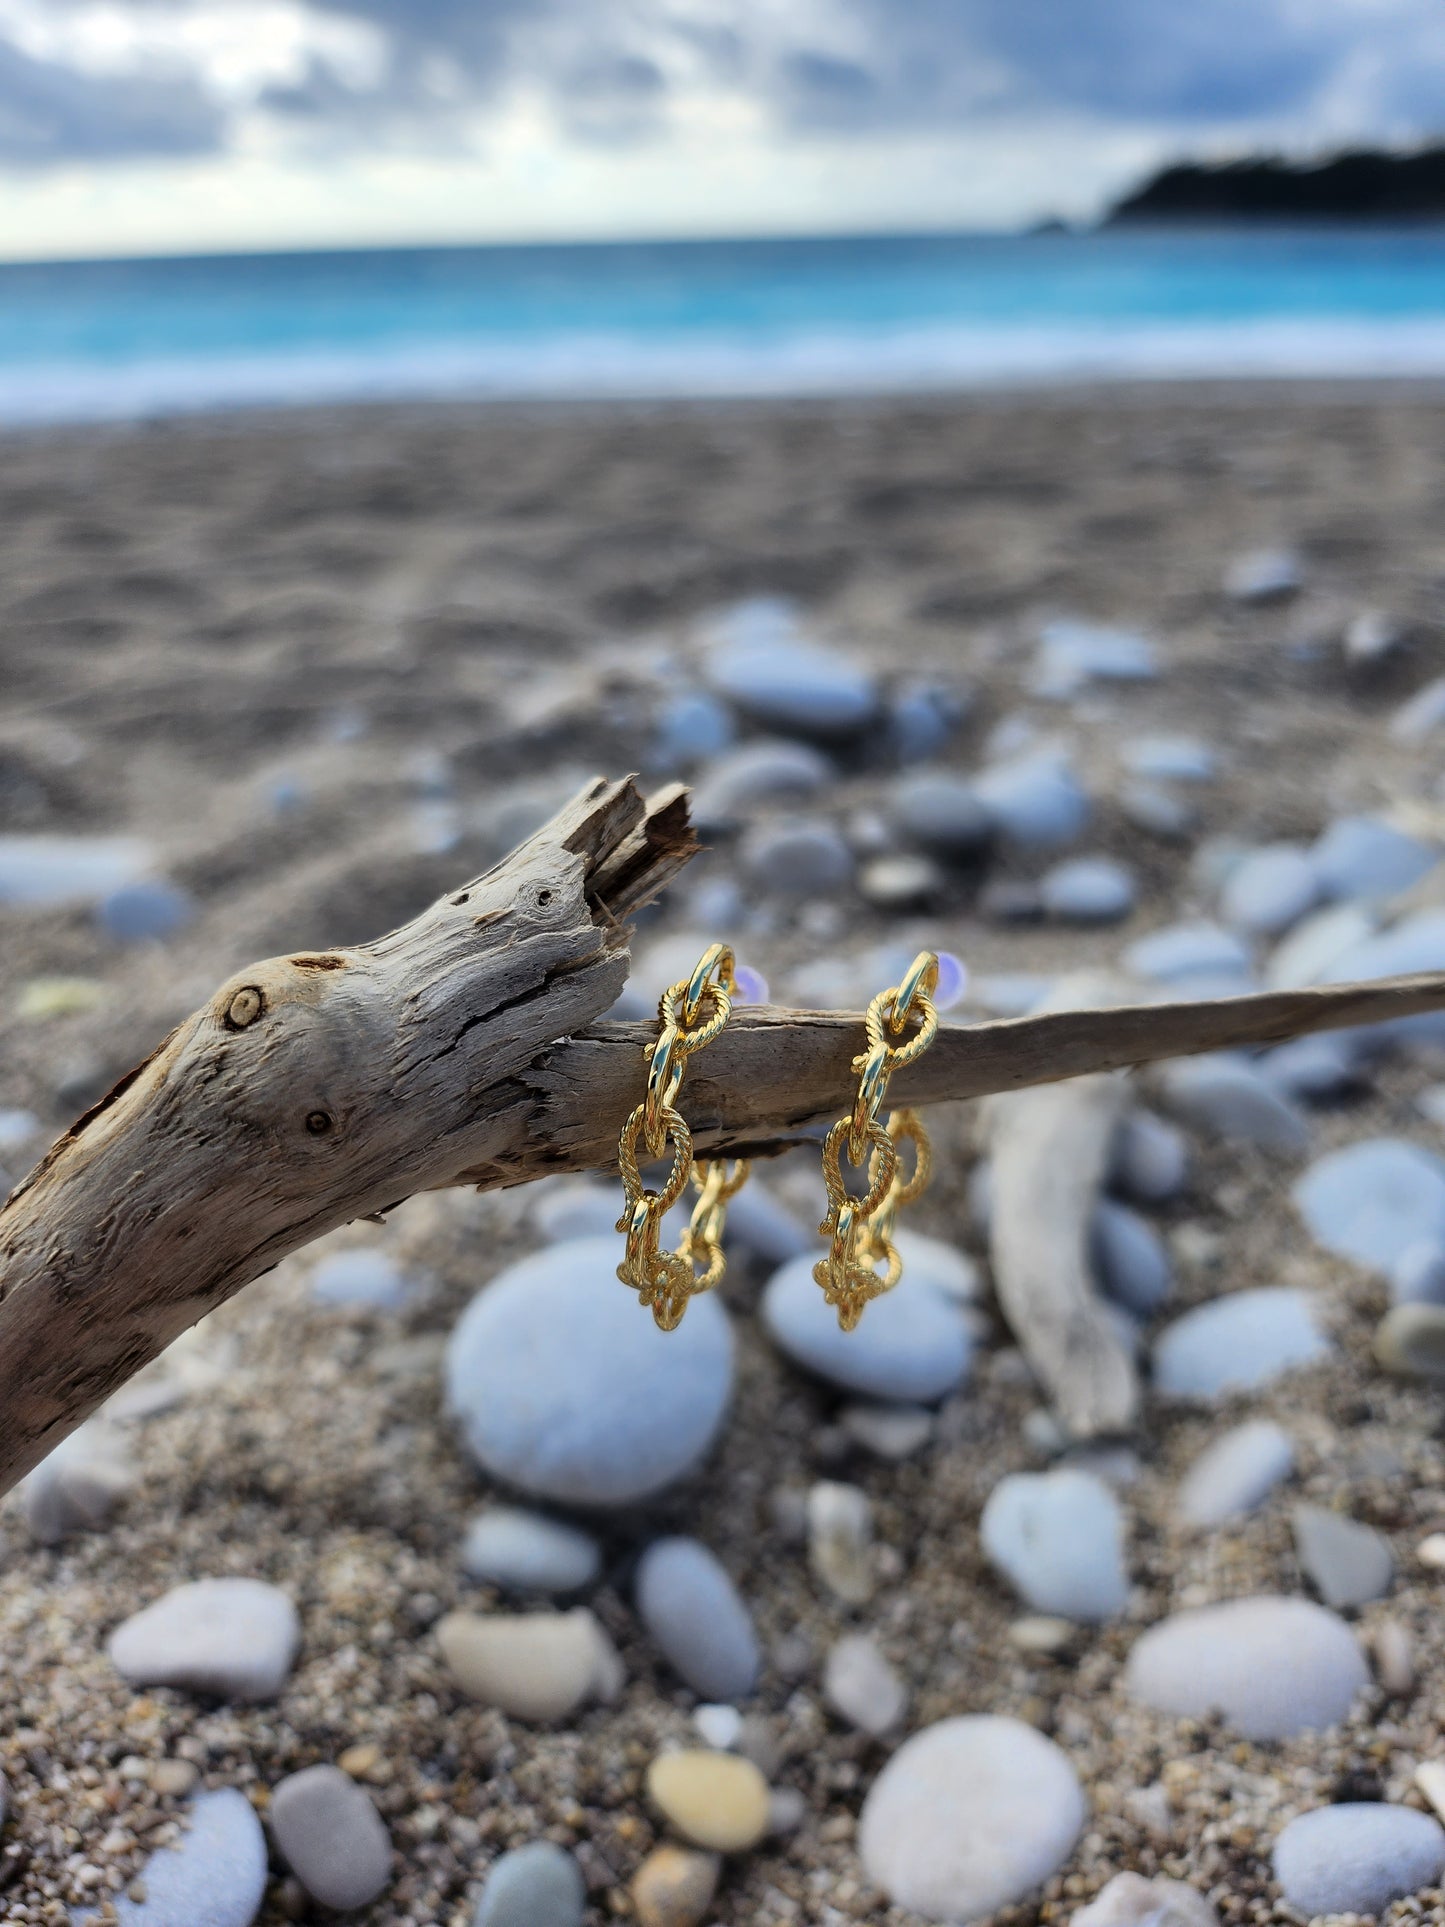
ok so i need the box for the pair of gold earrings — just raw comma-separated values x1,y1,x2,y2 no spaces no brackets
615,942,943,1334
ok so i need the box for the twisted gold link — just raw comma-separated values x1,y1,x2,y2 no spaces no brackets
814,952,940,1330
616,943,750,1329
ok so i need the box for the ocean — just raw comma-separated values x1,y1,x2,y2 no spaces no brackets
3,226,1445,425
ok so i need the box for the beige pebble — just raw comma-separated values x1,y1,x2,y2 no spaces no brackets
1415,1758,1445,1822
630,1844,721,1927
149,1759,199,1798
1417,1531,1445,1569
1007,1614,1076,1654
337,1742,386,1783
1373,1617,1415,1695
437,1608,620,1721
646,1750,770,1852
806,1481,875,1605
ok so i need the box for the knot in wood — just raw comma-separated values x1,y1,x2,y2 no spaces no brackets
226,986,264,1030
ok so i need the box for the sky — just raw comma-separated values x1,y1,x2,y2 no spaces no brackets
0,0,1443,260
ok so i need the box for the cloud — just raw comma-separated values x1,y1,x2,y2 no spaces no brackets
0,33,221,163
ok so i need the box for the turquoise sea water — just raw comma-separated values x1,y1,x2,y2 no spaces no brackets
2,227,1445,423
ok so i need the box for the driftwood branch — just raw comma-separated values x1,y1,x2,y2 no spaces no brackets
3,772,1445,1494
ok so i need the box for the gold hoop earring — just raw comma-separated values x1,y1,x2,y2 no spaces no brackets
616,943,752,1331
814,950,940,1331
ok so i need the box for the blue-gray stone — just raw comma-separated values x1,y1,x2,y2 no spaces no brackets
1176,1419,1294,1528
474,1842,585,1927
111,1788,267,1927
1219,845,1318,937
650,692,734,770
635,1536,759,1699
1273,1804,1445,1916
1031,619,1156,698
1125,922,1251,986
312,1248,410,1309
1160,1054,1308,1155
0,834,151,908
1262,1033,1366,1104
1040,856,1137,924
1321,910,1445,1053
269,1765,391,1912
1291,1503,1394,1609
706,632,876,738
689,740,832,833
1109,1109,1188,1204
461,1508,602,1594
886,682,967,761
738,818,853,897
446,1237,734,1507
0,1108,40,1154
762,1254,971,1403
1126,1596,1367,1739
972,755,1089,849
1224,547,1301,603
891,770,993,856
98,879,195,944
1152,1287,1329,1400
980,1468,1129,1621
1266,902,1377,990
1391,1240,1445,1306
725,1180,812,1264
1122,736,1217,782
1294,1138,1445,1273
1311,814,1439,903
1092,1200,1172,1317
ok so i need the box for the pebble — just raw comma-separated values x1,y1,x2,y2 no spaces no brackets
688,740,832,833
1031,618,1156,698
1109,1109,1188,1204
823,1633,907,1735
1374,1302,1445,1381
693,1703,742,1749
630,1846,721,1927
1119,779,1196,840
892,1229,980,1301
738,817,854,897
1040,856,1136,924
1219,843,1318,936
1121,736,1217,783
311,1248,410,1309
108,1578,300,1702
1272,1803,1445,1916
1291,1503,1394,1608
1392,672,1445,742
1224,546,1301,603
858,1716,1086,1920
1375,1618,1415,1694
0,833,152,907
474,1842,586,1927
269,1765,391,1911
98,877,196,943
1262,1032,1366,1103
1152,1287,1329,1400
22,1421,132,1544
1175,1420,1294,1528
1391,1240,1445,1306
858,852,944,910
1294,1138,1445,1272
460,1507,602,1594
1344,607,1404,667
706,632,877,738
724,1180,812,1265
635,1538,759,1701
0,1106,39,1154
807,1481,875,1604
1007,1614,1076,1655
972,753,1089,848
840,1400,935,1459
436,1609,621,1721
445,1237,734,1506
111,1787,267,1927
1124,1594,1368,1739
762,1255,971,1402
1124,922,1251,986
1310,813,1438,902
646,1750,770,1852
980,1469,1130,1621
1072,1872,1220,1927
890,770,993,856
650,690,734,770
1266,900,1377,989
1092,1200,1172,1317
886,680,967,761
1158,1054,1307,1154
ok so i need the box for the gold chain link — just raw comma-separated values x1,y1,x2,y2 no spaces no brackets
616,942,752,1330
813,950,940,1330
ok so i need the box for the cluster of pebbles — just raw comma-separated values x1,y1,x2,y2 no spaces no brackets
5,395,1445,1925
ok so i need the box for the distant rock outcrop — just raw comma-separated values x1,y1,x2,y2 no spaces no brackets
1108,146,1445,223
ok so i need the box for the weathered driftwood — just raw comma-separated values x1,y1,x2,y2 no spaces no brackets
981,980,1136,1439
3,772,1445,1494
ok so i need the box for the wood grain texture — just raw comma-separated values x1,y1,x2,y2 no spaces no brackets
3,767,1445,1493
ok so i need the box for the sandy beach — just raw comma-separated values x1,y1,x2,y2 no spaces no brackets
4,382,1445,1925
